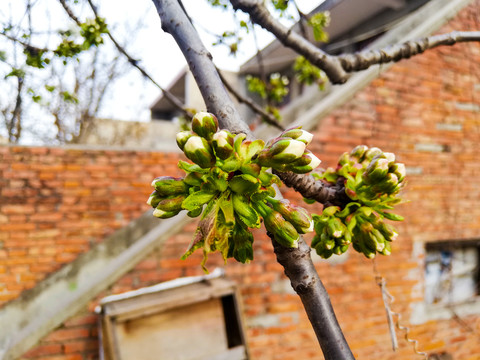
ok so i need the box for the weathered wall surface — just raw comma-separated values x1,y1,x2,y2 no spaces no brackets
1,1,480,360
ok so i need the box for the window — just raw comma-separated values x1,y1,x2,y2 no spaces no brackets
425,241,479,305
411,240,480,325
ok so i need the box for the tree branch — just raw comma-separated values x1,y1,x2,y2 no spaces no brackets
152,1,354,358
230,0,480,84
230,0,348,84
152,0,250,135
338,31,480,72
271,234,354,359
216,67,284,130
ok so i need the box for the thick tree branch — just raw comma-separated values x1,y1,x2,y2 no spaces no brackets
216,67,284,130
152,1,354,358
271,234,354,359
152,0,250,134
230,0,348,84
274,171,350,208
339,31,480,72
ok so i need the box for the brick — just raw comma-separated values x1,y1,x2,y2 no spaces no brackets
44,328,90,342
23,344,62,358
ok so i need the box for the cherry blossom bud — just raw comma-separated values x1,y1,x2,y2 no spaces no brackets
256,138,306,166
281,128,314,145
212,130,234,160
364,158,389,183
191,112,219,139
349,145,368,162
151,176,189,196
183,136,215,168
176,131,193,151
268,198,313,234
390,163,406,182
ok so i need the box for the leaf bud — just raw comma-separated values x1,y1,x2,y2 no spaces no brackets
191,112,219,140
229,174,260,194
183,136,215,168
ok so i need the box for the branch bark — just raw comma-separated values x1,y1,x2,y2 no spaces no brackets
152,1,354,359
230,0,348,83
230,0,480,84
152,0,250,135
274,171,350,208
338,31,480,72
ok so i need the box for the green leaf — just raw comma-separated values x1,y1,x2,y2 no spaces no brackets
178,160,208,174
182,190,217,211
379,211,404,221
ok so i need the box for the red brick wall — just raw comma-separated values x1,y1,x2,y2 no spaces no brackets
2,2,480,359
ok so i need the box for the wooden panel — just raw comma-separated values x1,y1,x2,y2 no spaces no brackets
114,298,229,360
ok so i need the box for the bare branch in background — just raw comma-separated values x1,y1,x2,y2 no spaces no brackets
338,31,480,72
231,0,480,84
216,67,284,130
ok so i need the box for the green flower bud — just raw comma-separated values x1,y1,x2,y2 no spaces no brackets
390,163,406,182
146,190,162,208
320,232,335,250
268,198,313,234
281,127,314,145
364,147,383,162
364,158,389,183
212,130,234,160
374,173,400,194
285,150,322,174
152,208,181,219
176,131,193,151
338,152,351,166
156,194,187,212
256,138,306,166
191,112,219,139
264,210,300,248
349,145,368,162
327,218,346,238
183,136,215,168
151,176,189,196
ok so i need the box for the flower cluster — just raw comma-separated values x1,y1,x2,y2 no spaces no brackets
148,112,320,271
311,145,405,259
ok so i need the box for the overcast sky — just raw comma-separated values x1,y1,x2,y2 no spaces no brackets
1,0,323,125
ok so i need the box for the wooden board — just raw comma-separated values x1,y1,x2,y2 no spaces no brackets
114,298,229,360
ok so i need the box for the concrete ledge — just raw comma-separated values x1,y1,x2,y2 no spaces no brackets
0,211,192,360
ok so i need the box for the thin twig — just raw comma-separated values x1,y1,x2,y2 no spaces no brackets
57,0,192,119
216,67,284,130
